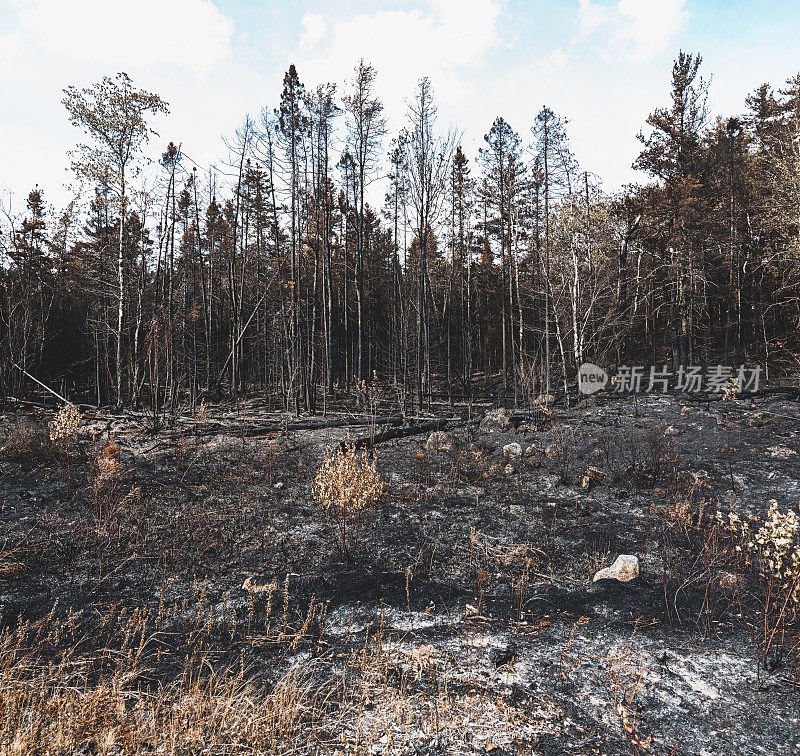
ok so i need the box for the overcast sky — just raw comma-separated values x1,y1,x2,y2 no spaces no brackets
2,0,799,213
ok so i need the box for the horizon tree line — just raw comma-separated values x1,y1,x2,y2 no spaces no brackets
2,53,800,416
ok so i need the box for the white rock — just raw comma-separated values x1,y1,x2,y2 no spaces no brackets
426,430,455,452
592,554,640,583
503,442,522,458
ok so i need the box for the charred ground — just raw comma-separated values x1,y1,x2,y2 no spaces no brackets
1,391,800,754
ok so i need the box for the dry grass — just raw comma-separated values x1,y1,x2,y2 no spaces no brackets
0,418,52,463
655,494,800,676
563,624,653,754
583,541,612,582
0,638,314,755
0,586,542,755
0,584,328,755
48,403,82,443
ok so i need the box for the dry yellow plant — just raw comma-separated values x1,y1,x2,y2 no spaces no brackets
49,402,81,442
312,442,386,560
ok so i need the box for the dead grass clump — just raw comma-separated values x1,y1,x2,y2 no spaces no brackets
548,426,574,483
0,635,313,755
583,540,612,582
655,495,740,630
90,443,141,544
657,494,800,675
0,416,52,463
599,425,678,489
564,625,653,753
0,586,332,755
0,540,27,578
313,442,386,561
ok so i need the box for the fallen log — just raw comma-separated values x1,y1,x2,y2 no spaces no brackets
343,419,449,450
191,414,405,438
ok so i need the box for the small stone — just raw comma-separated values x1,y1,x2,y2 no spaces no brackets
524,445,541,457
503,442,522,458
480,408,513,433
579,466,606,492
545,443,560,459
504,463,516,475
273,481,284,489
664,425,682,436
426,430,455,452
592,554,640,583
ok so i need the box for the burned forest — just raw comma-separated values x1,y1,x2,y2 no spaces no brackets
3,37,800,756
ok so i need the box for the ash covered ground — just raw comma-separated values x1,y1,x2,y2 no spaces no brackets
1,391,800,754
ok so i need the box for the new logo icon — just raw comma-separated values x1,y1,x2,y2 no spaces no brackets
578,362,608,395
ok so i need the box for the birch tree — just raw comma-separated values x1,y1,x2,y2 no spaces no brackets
62,72,168,408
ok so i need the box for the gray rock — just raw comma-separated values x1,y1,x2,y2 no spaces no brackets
592,554,639,583
480,408,513,433
426,430,456,452
503,442,522,458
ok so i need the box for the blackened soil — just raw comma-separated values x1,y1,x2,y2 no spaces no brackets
1,392,800,753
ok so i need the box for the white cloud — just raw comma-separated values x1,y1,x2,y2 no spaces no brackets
4,0,791,215
577,0,688,63
10,0,233,74
299,12,328,55
294,0,503,126
0,0,247,211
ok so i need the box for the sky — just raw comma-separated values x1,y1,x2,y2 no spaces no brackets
1,0,799,213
